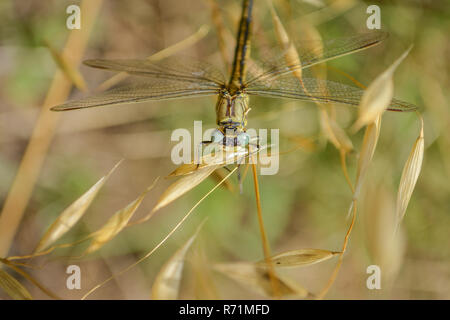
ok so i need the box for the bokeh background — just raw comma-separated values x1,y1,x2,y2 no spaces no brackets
0,0,449,299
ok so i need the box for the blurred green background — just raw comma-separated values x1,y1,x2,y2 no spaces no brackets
0,0,449,299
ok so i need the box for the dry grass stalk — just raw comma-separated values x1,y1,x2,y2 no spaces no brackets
316,199,357,299
191,245,220,299
0,258,60,299
363,185,405,289
0,0,104,258
150,165,219,215
268,0,353,170
0,269,32,300
83,179,158,255
353,115,382,199
151,223,204,299
395,115,424,228
267,0,303,81
43,39,88,92
81,168,237,299
34,161,122,253
168,144,267,177
319,107,353,153
352,46,413,132
251,159,280,298
268,2,357,297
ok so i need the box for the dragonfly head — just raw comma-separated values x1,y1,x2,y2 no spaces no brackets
216,89,249,131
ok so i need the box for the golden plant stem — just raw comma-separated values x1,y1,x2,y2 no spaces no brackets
81,167,238,300
0,0,104,259
316,199,357,299
7,235,93,261
0,258,61,299
251,162,280,298
340,150,354,193
327,65,366,89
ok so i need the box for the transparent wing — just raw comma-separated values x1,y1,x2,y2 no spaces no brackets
52,56,225,111
84,56,226,86
247,31,388,84
246,75,417,112
52,79,220,111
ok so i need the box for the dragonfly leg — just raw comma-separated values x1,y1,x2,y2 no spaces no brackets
223,166,232,173
237,164,244,194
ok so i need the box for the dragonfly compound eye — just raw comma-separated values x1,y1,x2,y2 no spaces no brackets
211,129,225,143
236,132,250,146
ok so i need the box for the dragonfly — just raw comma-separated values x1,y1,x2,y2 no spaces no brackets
52,0,417,152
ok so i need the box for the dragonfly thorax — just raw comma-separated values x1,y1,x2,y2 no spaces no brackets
216,90,249,133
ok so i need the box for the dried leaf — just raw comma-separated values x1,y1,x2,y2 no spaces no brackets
353,46,412,131
151,224,203,299
258,249,339,268
396,118,424,226
214,262,308,298
83,180,157,255
354,115,382,199
0,269,32,300
34,161,122,253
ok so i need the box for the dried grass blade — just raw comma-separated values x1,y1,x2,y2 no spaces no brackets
0,258,60,299
151,222,204,300
396,116,424,227
353,115,382,199
151,165,219,214
268,0,303,81
83,179,158,255
34,160,122,253
168,145,256,177
269,2,353,156
319,107,353,153
352,46,413,132
191,246,219,299
0,269,32,300
258,249,339,268
81,168,237,300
